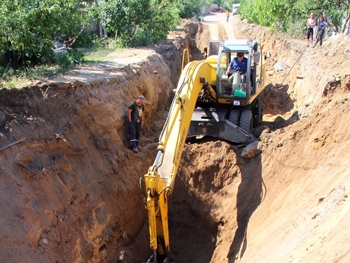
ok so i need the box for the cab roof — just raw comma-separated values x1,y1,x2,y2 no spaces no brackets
221,39,258,52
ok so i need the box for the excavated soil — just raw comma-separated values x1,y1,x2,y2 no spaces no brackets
1,13,350,263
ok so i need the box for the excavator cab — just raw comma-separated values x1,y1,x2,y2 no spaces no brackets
218,51,248,97
188,39,265,143
216,39,262,104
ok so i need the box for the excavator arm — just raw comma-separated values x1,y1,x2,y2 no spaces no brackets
142,39,269,262
142,61,216,262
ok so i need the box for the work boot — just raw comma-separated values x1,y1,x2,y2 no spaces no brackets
132,148,139,153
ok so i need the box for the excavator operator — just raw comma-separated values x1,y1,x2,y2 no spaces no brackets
226,51,248,83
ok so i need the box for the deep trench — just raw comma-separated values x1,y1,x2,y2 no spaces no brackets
139,23,256,262
3,17,335,263
128,17,350,263
168,166,220,262
0,21,223,263
136,19,297,262
142,31,220,262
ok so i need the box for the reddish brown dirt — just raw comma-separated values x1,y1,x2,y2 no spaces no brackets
0,44,184,262
171,13,350,263
1,12,350,263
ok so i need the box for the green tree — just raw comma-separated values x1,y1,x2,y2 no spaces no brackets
0,0,88,69
230,0,242,6
176,0,208,18
96,0,180,47
240,0,349,37
339,0,350,33
138,3,180,45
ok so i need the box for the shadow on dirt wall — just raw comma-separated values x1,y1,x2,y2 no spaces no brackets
228,154,264,262
166,142,265,262
263,84,295,116
261,84,300,130
168,169,218,262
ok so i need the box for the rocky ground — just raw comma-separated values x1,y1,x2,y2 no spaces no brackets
1,12,350,263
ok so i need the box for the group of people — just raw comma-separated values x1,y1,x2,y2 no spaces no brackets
306,11,328,48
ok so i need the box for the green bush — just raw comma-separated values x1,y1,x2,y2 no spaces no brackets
286,20,307,39
0,0,88,69
240,0,348,36
55,49,85,69
73,31,96,48
96,0,179,47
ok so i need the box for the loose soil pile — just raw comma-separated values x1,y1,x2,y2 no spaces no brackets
1,12,350,263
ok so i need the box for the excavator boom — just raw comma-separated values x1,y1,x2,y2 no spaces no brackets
143,61,216,261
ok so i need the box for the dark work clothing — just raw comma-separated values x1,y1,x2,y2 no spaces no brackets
314,21,328,47
128,101,144,123
307,27,314,40
128,101,144,149
128,120,141,148
316,29,325,46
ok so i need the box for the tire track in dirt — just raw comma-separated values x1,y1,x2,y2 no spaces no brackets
208,20,228,41
207,21,230,41
224,16,240,39
208,23,219,40
217,23,228,40
203,14,244,42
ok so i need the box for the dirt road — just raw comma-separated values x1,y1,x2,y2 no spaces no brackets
201,12,238,40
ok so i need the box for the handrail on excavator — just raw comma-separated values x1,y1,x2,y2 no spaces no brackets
181,48,190,72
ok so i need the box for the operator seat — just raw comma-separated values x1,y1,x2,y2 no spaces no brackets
231,72,241,91
231,72,247,97
220,74,231,94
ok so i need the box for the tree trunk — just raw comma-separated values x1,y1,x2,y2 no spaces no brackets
341,14,350,34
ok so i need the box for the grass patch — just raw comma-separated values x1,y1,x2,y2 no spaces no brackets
0,47,120,90
0,65,66,90
84,48,115,59
83,47,123,62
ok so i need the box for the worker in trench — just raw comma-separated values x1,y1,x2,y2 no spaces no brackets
127,95,149,153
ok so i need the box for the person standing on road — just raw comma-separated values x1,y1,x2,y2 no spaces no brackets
226,10,230,22
322,10,329,38
127,95,148,153
306,13,316,47
313,16,328,48
323,10,328,23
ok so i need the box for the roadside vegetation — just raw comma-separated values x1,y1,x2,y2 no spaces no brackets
239,0,350,38
0,0,209,88
0,0,349,88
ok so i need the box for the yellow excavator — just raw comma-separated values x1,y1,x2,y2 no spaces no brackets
142,39,268,262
